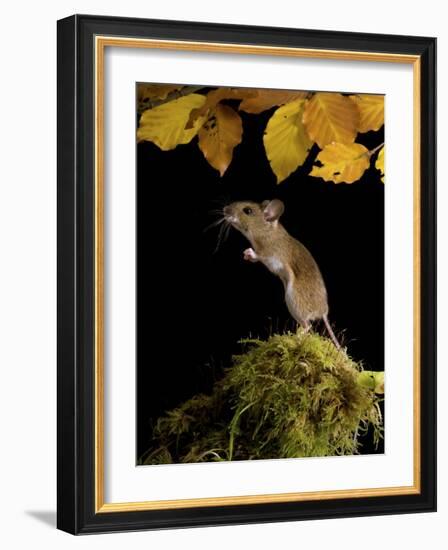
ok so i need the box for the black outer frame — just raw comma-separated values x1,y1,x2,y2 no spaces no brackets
57,14,436,535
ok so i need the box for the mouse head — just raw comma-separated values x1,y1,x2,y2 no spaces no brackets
223,199,285,240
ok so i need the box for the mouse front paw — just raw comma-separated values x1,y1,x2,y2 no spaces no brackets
243,248,258,262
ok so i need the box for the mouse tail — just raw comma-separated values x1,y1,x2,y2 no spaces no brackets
323,315,341,350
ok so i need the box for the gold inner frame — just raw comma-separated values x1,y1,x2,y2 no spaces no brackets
94,36,421,513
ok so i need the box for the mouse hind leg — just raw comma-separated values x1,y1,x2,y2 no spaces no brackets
284,286,311,333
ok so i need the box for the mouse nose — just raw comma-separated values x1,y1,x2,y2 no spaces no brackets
223,205,231,215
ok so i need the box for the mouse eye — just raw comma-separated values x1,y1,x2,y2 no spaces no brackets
243,207,253,215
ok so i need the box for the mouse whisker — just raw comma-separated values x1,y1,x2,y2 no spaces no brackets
213,223,226,254
213,220,231,254
219,222,232,251
224,222,232,242
203,217,225,233
207,209,227,217
208,196,230,208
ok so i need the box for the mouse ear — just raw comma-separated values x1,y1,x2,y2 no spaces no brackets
263,199,285,222
261,200,270,209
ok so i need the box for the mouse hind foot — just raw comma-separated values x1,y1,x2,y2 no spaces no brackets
293,319,311,333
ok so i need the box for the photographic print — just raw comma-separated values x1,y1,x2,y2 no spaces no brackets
57,16,436,533
136,84,385,465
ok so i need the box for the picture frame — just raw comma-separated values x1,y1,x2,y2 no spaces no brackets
57,14,436,534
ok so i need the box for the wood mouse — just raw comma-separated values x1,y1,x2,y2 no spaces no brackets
223,199,340,348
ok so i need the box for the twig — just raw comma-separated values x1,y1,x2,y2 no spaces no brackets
368,142,384,157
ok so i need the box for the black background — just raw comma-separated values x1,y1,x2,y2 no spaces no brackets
136,95,384,460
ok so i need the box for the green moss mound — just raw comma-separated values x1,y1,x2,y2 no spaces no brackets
139,331,383,465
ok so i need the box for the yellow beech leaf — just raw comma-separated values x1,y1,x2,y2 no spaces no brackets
137,94,206,150
263,98,312,184
239,90,307,114
310,143,370,184
303,92,359,149
138,83,183,101
137,84,184,113
350,94,384,133
198,104,243,176
376,146,385,183
186,87,256,128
